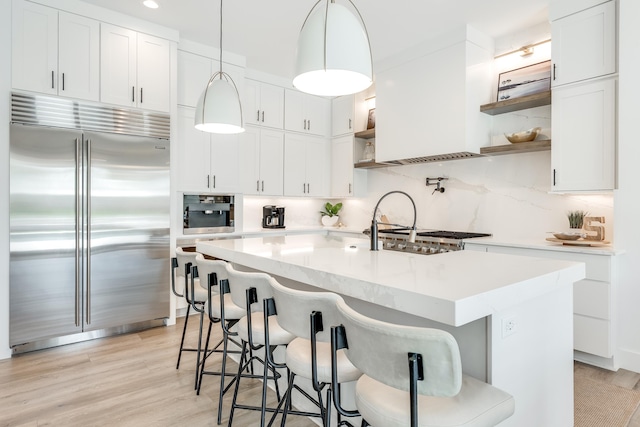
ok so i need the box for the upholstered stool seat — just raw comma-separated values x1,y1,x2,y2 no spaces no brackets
285,338,361,384
355,374,515,427
205,293,245,320
237,311,295,346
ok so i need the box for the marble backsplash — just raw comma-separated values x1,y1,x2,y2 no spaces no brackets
243,149,614,242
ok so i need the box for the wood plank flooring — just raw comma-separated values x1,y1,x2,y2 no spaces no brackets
1,316,639,426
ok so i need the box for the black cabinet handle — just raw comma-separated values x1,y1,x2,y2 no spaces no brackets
62,73,65,91
132,86,135,102
140,87,143,103
553,64,557,81
51,71,54,89
553,169,557,186
261,111,264,122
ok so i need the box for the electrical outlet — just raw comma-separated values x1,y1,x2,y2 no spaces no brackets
501,316,518,338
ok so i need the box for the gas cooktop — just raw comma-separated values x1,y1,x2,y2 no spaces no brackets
365,228,491,255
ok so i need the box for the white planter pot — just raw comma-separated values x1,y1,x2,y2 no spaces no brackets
321,215,339,227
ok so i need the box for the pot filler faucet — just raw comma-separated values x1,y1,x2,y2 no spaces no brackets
370,190,417,251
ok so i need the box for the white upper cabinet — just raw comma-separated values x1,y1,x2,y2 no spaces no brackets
284,90,330,136
12,0,99,101
176,106,239,193
551,78,617,192
331,135,366,197
551,1,617,87
244,79,284,129
283,134,329,197
101,23,171,112
331,95,355,137
240,126,284,196
177,50,246,109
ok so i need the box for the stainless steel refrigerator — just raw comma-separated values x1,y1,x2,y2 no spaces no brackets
10,93,170,352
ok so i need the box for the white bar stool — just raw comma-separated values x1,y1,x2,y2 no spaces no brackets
266,279,362,427
193,254,246,425
331,298,515,427
171,247,207,379
225,265,296,427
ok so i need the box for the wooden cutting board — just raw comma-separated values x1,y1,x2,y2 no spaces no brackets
545,237,610,247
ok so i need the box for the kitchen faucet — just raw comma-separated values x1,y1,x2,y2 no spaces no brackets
370,190,417,251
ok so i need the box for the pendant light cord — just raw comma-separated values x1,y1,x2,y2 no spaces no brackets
219,0,223,75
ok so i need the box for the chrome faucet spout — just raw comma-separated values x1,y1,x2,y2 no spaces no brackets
370,191,417,251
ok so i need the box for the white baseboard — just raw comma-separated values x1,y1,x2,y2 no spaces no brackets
574,350,618,371
617,348,640,374
0,347,11,360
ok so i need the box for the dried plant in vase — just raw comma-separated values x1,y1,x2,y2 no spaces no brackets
567,210,588,229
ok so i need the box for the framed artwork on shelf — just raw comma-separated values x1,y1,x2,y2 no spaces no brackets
496,60,551,102
366,108,376,129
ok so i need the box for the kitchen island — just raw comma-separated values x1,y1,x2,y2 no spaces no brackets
198,234,585,427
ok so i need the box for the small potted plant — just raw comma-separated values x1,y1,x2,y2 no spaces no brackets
567,210,588,230
320,202,342,227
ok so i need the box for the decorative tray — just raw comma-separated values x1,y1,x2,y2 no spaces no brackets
545,237,610,247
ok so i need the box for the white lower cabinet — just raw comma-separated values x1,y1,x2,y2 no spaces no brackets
331,135,366,197
464,243,616,364
176,107,239,193
284,134,329,197
240,126,284,196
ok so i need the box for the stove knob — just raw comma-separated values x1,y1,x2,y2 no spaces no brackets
429,247,438,254
397,243,407,250
412,245,420,251
386,242,396,249
420,246,429,253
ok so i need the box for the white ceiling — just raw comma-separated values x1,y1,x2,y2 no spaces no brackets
80,0,551,79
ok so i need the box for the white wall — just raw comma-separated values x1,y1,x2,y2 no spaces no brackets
1,0,12,359
614,0,640,372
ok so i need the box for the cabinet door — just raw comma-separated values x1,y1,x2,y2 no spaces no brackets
137,33,171,112
284,90,306,133
551,78,616,191
331,135,355,197
259,129,284,196
58,12,100,101
332,95,355,136
551,1,616,87
176,107,211,192
12,0,58,95
210,134,240,193
305,95,330,136
283,134,307,196
178,50,211,107
305,137,329,196
259,83,285,129
101,23,137,108
240,126,261,195
243,79,261,126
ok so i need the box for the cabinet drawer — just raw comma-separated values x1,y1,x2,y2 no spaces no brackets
574,314,611,358
485,245,610,281
574,279,610,319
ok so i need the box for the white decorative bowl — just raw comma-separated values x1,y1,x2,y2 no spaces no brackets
321,215,339,227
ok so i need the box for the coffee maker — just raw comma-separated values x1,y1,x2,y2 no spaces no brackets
262,205,285,229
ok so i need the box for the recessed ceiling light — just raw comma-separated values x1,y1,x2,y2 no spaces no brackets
143,0,159,9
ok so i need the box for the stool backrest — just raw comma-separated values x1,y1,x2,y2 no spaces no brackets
336,298,462,397
176,247,198,278
225,264,277,313
269,279,342,342
195,254,227,291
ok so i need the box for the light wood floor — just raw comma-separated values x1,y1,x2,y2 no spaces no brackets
1,316,639,427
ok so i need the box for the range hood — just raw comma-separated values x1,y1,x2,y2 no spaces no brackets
373,26,494,165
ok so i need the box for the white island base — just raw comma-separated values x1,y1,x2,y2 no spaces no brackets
198,234,584,427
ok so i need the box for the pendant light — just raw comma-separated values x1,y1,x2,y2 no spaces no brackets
293,0,373,97
195,0,244,134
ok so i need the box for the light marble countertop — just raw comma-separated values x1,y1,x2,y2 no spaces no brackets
197,234,585,327
465,236,622,256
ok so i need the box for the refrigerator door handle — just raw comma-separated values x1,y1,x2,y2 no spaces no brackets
86,138,91,325
75,138,81,327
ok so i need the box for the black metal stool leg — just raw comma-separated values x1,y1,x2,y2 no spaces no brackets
227,340,248,427
197,319,213,394
176,304,191,369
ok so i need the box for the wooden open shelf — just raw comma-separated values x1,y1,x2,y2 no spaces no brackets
354,128,375,139
480,139,551,156
480,91,552,115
